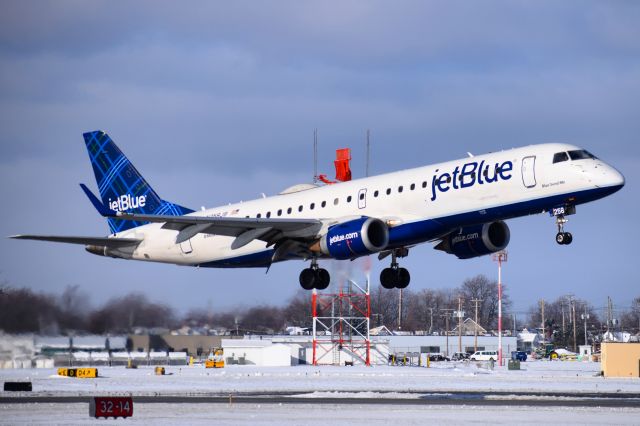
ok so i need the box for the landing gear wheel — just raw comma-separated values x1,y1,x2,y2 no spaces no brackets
556,232,573,245
315,268,330,290
396,268,410,289
380,268,396,289
564,232,573,245
299,268,316,290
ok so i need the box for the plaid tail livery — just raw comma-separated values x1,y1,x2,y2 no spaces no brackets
83,131,193,233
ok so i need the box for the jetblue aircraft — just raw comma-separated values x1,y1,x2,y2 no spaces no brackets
11,131,624,290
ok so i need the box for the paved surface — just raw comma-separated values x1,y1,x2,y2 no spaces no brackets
3,391,640,408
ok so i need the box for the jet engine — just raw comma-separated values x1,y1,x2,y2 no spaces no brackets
318,217,389,260
435,221,510,259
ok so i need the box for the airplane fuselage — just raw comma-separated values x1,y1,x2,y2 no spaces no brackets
106,142,624,268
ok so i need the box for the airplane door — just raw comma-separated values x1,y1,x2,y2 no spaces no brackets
180,239,193,254
521,156,537,188
357,188,367,209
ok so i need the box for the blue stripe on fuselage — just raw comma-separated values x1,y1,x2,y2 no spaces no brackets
197,184,623,268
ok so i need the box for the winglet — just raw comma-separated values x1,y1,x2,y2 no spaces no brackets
80,183,113,217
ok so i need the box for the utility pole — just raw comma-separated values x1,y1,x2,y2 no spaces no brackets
457,297,464,353
540,299,546,343
428,308,433,335
606,296,613,340
440,309,454,357
398,289,403,331
561,299,566,339
471,298,482,352
569,298,576,352
492,250,507,366
513,313,516,336
581,305,590,347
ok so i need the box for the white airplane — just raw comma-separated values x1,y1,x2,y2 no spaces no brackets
11,131,624,290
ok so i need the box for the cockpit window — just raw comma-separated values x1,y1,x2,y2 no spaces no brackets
553,152,569,164
568,149,597,160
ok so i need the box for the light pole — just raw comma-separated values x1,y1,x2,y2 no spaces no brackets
581,308,590,347
492,250,507,366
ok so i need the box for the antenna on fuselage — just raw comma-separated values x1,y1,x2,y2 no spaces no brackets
366,129,371,177
313,128,318,184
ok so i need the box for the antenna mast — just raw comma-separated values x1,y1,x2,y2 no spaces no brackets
365,129,370,177
313,128,318,183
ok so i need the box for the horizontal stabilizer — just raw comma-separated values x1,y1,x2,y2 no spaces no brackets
9,235,141,248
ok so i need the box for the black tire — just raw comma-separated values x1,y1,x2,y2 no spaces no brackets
315,269,330,290
299,268,316,290
564,232,573,245
380,268,396,289
556,232,565,245
396,268,410,289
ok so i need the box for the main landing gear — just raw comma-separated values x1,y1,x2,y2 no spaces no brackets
299,258,330,290
552,205,575,245
380,248,410,289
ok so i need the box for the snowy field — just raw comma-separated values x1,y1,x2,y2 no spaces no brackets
2,360,640,424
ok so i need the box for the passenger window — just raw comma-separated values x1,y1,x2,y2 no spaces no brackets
347,195,352,203
257,213,261,218
321,201,326,208
287,207,292,214
266,211,271,218
553,152,569,163
298,205,303,212
386,188,391,195
359,193,365,200
422,181,427,188
277,209,282,216
398,186,403,193
310,203,315,210
334,198,339,205
374,190,379,197
410,183,415,190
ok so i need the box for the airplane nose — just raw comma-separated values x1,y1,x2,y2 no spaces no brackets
609,167,625,188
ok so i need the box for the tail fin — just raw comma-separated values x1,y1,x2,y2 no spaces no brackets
83,130,194,233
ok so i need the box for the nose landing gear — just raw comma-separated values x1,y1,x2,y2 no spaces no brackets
551,205,575,245
299,258,330,290
380,248,410,289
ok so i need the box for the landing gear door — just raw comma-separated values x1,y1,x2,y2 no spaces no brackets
180,239,193,254
521,156,537,188
357,188,367,209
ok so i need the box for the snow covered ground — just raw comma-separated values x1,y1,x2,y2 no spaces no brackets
2,360,639,424
2,360,639,396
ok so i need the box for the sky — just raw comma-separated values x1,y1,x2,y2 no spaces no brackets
0,1,638,320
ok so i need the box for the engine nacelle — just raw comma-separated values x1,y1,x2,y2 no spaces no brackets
319,217,389,260
436,221,510,259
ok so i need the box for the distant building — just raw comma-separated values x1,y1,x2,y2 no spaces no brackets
451,318,487,336
517,328,542,352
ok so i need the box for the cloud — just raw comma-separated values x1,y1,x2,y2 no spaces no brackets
0,1,638,313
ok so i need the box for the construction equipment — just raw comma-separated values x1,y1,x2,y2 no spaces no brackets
204,348,225,368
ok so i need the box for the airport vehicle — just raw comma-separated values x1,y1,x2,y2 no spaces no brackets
428,353,449,362
470,350,498,361
511,351,528,362
451,352,470,361
11,131,624,290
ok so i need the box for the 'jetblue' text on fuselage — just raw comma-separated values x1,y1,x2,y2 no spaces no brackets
430,160,513,201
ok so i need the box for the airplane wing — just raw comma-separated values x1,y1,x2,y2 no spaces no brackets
9,235,142,248
114,211,323,248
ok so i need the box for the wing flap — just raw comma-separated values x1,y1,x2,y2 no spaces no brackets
115,212,322,246
10,235,142,248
